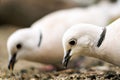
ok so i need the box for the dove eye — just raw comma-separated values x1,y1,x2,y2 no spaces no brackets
69,39,77,46
16,43,22,49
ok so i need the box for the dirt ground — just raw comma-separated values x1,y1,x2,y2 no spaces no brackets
0,25,120,80
0,63,120,80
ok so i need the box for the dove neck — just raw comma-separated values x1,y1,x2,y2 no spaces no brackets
83,27,106,59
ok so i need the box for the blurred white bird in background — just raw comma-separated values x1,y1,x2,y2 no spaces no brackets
7,0,120,71
62,18,120,68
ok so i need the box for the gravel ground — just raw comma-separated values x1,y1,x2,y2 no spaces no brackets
0,64,120,80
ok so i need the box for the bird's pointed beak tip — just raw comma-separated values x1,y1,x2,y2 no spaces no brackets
63,56,71,68
62,59,67,68
8,53,17,71
62,49,72,68
8,61,13,71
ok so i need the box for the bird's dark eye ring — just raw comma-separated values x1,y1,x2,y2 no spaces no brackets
69,39,77,46
16,43,22,49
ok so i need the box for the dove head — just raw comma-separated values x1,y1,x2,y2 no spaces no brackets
62,24,103,68
7,28,42,71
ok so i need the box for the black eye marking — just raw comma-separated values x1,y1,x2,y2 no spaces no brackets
16,43,22,49
69,39,77,46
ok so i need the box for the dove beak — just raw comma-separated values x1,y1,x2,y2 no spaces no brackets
8,53,17,71
62,49,71,68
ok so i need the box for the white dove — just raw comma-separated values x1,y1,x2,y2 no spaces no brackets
62,18,120,68
7,2,120,71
